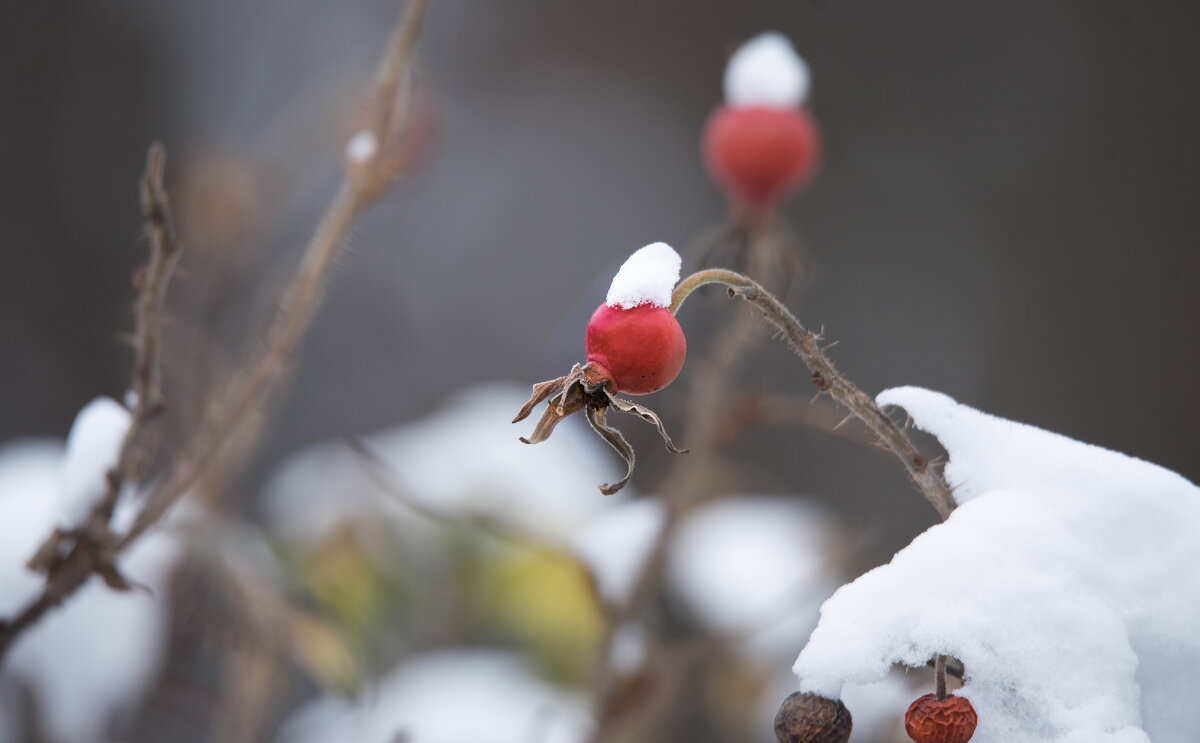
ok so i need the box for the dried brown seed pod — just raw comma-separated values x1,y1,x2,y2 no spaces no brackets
774,691,852,743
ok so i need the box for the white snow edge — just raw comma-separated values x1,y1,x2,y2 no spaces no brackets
605,242,681,309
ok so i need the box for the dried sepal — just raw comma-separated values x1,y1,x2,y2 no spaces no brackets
585,405,637,495
520,384,587,445
512,375,569,424
606,392,688,454
514,361,686,495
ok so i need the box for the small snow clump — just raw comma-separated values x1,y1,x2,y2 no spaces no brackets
792,386,1200,743
604,242,681,310
724,32,810,109
345,130,378,163
61,396,130,527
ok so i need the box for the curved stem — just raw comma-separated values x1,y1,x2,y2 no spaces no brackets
670,269,956,519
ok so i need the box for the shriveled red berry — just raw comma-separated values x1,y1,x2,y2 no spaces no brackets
904,694,977,743
774,692,852,743
585,303,686,395
702,105,820,207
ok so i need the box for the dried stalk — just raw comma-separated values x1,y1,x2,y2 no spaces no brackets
0,0,430,665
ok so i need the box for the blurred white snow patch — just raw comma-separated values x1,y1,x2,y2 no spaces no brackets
604,242,681,309
608,622,648,675
723,32,811,108
263,384,628,544
569,498,664,607
345,130,378,162
0,441,64,613
667,497,839,662
277,649,591,743
0,439,180,743
794,387,1200,743
61,396,130,527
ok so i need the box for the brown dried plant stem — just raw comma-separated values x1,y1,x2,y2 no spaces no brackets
670,268,956,518
0,0,429,665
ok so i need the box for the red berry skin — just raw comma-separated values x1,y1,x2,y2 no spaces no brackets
904,694,978,743
585,303,686,395
702,105,821,208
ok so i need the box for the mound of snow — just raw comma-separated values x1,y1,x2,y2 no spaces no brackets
793,387,1200,743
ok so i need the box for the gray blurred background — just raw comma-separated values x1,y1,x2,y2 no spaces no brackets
2,0,1197,674
4,0,1196,547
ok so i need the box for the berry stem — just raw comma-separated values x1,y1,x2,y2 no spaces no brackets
935,653,948,701
670,268,956,519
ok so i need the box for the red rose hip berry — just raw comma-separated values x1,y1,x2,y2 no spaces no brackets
703,105,820,208
904,694,977,743
585,303,686,395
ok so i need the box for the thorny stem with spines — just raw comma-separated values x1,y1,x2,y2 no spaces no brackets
669,268,956,518
0,0,430,664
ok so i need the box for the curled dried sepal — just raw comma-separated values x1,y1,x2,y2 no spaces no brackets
512,373,571,426
585,406,636,495
514,362,687,494
606,394,687,455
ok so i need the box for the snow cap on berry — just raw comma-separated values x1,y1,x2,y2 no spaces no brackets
724,32,811,108
605,242,682,310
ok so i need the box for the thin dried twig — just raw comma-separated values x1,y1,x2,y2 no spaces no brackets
0,143,184,656
0,0,430,665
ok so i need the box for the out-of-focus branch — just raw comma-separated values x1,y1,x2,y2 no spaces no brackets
119,0,429,549
0,0,430,665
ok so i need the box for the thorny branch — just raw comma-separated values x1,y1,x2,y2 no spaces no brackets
2,143,184,656
0,0,430,664
670,268,957,518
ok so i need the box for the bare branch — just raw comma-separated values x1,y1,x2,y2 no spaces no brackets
119,0,430,549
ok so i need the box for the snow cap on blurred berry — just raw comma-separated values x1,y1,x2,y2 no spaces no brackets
724,32,810,108
604,242,681,309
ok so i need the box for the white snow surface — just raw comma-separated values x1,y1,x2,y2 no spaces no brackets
793,386,1200,743
277,649,591,743
0,439,179,743
604,242,681,309
569,498,664,607
723,32,811,108
61,396,131,528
